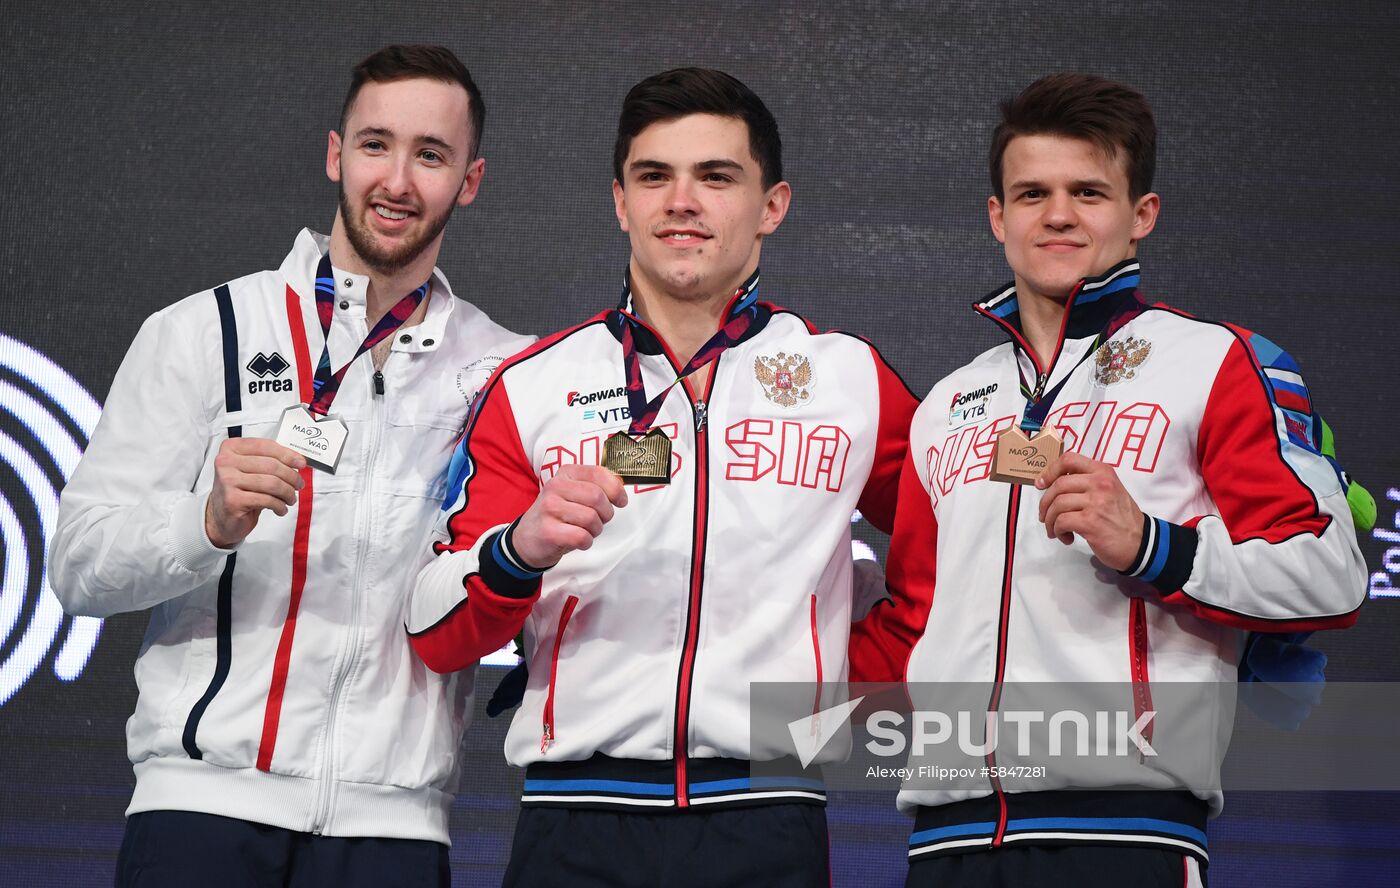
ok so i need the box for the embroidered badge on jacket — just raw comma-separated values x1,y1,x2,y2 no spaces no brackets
754,352,813,408
1094,337,1151,385
457,355,504,407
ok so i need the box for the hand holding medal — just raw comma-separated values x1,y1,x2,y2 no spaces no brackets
204,437,307,548
1034,451,1145,572
999,319,1147,569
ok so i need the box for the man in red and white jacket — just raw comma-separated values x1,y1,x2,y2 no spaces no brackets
408,68,916,887
49,47,531,887
850,74,1366,888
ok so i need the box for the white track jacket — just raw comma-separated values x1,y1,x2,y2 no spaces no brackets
408,275,917,811
850,261,1366,865
50,229,531,843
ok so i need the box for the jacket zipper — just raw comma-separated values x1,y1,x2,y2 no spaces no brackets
1129,597,1154,757
541,594,581,753
975,279,1085,846
1030,372,1048,400
986,484,1021,847
673,356,719,808
621,301,739,808
309,356,385,834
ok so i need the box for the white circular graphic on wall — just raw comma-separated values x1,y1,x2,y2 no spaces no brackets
0,333,103,704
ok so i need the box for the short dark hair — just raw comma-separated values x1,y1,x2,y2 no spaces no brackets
613,67,783,189
340,44,485,160
989,73,1156,201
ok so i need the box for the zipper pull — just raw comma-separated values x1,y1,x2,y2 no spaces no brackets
373,370,385,396
693,400,708,432
1031,373,1048,401
540,724,554,754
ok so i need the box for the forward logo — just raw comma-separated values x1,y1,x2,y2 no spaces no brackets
567,387,626,408
948,383,997,429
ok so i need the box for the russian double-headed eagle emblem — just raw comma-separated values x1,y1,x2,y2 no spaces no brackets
1093,336,1152,385
754,352,813,408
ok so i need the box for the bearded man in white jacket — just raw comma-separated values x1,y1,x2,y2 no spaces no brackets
49,44,531,888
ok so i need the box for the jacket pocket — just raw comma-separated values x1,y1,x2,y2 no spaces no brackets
1128,597,1154,749
541,595,580,754
809,593,824,716
150,604,217,729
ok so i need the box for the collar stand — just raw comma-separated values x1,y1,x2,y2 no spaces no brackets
975,259,1143,343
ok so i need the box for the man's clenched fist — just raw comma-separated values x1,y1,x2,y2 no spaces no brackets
510,465,629,570
1035,451,1144,572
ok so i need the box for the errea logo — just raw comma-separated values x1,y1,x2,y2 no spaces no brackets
246,351,293,394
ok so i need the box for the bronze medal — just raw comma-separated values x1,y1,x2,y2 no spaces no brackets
990,426,1064,485
603,428,673,485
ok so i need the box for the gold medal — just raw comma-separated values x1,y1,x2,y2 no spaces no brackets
603,428,673,485
990,426,1064,485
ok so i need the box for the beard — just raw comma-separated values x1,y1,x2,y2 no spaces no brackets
338,185,455,275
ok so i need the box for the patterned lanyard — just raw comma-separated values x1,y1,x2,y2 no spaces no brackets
616,277,760,436
1019,293,1146,433
308,253,429,416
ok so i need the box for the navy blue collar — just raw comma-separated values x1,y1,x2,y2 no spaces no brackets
974,260,1148,371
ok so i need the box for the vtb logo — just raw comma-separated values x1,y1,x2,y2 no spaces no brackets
246,351,293,394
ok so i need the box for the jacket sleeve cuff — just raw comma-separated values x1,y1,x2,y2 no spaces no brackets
1120,513,1199,596
167,493,237,573
477,520,545,599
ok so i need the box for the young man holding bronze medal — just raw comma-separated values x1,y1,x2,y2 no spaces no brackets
49,46,531,886
848,73,1367,886
407,68,917,886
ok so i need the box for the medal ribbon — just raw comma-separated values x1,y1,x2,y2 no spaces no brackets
1019,297,1147,433
617,280,760,436
307,253,429,416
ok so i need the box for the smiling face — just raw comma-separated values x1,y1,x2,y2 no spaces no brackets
989,133,1158,306
612,113,789,305
326,77,484,275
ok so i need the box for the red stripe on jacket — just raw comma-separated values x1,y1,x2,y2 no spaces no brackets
256,285,316,771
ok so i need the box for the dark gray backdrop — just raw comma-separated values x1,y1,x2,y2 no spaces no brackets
3,2,1398,885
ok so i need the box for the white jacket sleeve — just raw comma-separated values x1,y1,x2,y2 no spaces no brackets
48,303,231,618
